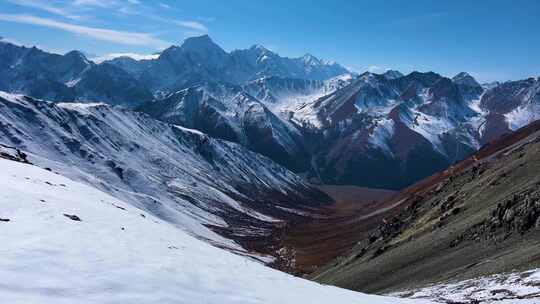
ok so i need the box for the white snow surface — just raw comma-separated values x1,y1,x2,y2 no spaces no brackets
390,268,540,303
505,104,540,131
0,158,431,304
368,118,395,155
0,90,25,102
244,74,354,129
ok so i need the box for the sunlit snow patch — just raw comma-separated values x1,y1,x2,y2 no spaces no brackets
505,104,540,131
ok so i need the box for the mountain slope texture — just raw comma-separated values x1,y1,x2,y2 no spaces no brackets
0,91,331,260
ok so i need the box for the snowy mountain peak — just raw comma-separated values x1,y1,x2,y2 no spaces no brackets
181,34,213,45
250,44,271,52
245,45,278,60
404,71,444,87
301,53,321,65
453,71,471,78
179,35,225,54
382,70,404,80
64,50,87,60
358,71,379,81
452,72,481,88
63,50,92,66
482,81,500,90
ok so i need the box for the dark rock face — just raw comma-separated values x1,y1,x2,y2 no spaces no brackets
452,72,483,101
455,193,540,246
140,87,241,143
382,70,404,80
480,113,513,145
481,78,537,114
0,143,31,164
73,63,153,107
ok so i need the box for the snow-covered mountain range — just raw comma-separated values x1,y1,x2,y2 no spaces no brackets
103,35,350,95
0,35,348,106
0,41,153,107
1,36,539,190
140,67,539,189
291,71,539,188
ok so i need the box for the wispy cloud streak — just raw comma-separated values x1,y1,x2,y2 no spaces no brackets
7,0,81,20
0,14,170,48
173,20,208,33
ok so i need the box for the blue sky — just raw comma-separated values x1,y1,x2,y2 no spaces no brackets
0,0,539,82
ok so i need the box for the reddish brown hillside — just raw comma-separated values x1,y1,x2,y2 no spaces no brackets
274,185,396,274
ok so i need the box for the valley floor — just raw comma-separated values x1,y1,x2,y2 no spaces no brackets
276,185,397,274
0,158,429,304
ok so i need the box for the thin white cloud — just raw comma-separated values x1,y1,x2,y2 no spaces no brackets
174,20,208,33
71,0,115,8
71,0,140,12
91,52,160,63
118,8,210,36
159,2,171,9
5,1,209,44
0,14,170,49
7,0,82,20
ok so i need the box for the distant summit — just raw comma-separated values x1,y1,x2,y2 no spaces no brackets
452,72,481,88
103,35,351,92
382,70,404,79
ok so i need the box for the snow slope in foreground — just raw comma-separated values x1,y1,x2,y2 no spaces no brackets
0,158,431,304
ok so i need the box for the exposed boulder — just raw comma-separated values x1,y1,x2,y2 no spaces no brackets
63,214,82,221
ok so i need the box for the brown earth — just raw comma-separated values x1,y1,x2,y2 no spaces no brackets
273,185,396,274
